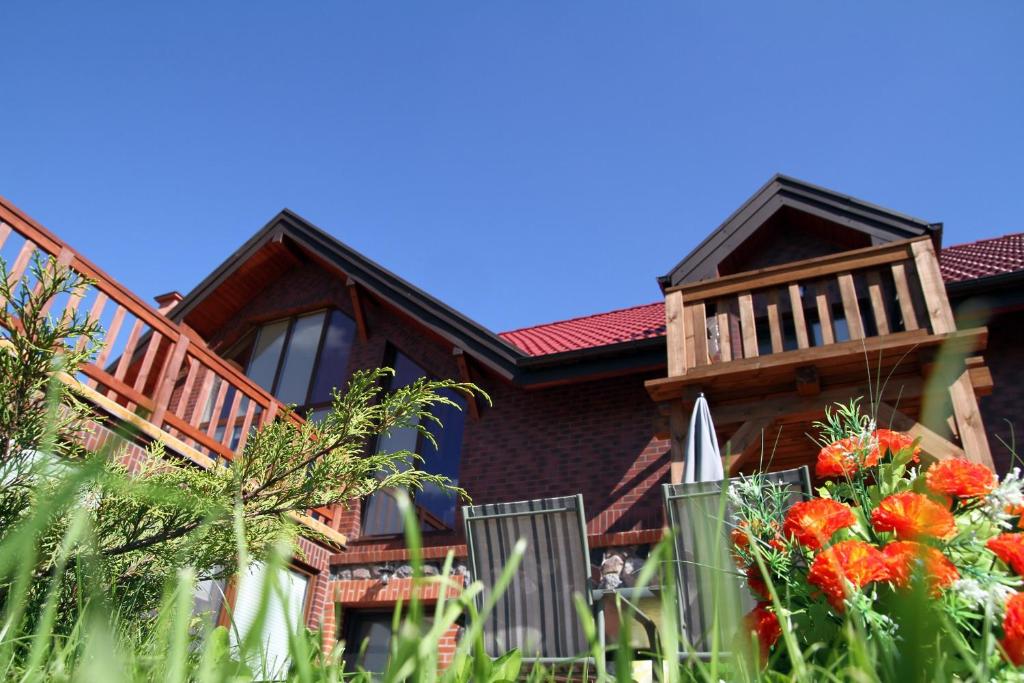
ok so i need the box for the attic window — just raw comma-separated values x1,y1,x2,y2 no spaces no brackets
246,309,357,416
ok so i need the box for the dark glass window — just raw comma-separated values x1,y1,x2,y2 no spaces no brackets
246,309,357,415
361,349,466,536
342,610,432,673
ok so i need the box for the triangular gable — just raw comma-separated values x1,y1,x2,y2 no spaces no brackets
169,210,526,380
657,174,941,289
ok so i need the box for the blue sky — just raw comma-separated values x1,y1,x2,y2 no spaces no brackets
2,2,1021,332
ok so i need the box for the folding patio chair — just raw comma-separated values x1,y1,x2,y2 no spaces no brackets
463,494,596,665
662,466,812,658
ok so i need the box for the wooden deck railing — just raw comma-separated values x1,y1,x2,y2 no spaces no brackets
663,237,950,376
0,196,345,545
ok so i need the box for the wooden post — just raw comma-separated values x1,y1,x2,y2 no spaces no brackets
452,347,480,421
665,290,687,376
911,239,994,468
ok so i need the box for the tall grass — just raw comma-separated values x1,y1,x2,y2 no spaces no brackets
1,446,992,683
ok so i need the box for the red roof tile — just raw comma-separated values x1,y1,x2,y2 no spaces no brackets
500,234,1024,357
939,232,1024,283
499,302,666,356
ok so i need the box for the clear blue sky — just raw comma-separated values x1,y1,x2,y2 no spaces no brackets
2,2,1021,332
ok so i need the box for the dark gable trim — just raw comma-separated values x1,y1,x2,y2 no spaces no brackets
170,209,525,381
657,174,941,290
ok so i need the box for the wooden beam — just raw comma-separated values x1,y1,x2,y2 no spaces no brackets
725,415,775,474
795,365,820,396
346,277,369,342
452,347,480,421
875,402,963,462
668,401,687,485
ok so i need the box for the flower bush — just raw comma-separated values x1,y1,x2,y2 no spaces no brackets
729,400,1024,677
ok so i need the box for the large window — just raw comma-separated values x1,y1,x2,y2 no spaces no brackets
361,349,467,536
246,309,357,417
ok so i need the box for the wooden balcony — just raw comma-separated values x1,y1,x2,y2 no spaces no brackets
0,196,346,547
646,237,994,474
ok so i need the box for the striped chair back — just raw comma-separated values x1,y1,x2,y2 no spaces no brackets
662,466,811,655
463,495,593,660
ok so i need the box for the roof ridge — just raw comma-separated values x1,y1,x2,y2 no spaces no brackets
499,300,663,335
942,231,1024,252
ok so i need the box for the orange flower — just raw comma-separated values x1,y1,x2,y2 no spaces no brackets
783,499,857,550
870,492,956,540
815,436,873,478
988,533,1024,575
873,429,921,463
925,458,996,499
807,540,890,610
881,541,958,594
743,602,781,659
1002,593,1024,665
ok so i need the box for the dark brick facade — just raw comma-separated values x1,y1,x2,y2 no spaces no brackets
978,310,1024,474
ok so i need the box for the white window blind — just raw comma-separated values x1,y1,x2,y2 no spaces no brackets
228,563,310,681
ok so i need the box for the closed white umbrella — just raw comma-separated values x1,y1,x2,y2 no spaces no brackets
683,393,725,483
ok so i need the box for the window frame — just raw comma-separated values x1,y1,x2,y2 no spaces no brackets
245,307,355,417
359,344,466,539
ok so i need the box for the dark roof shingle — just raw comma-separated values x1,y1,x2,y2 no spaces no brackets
939,232,1024,283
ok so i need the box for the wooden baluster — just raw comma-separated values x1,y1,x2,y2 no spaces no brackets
0,223,11,251
205,379,230,438
716,301,732,362
91,305,127,388
890,261,919,331
151,335,190,427
262,399,280,426
690,302,709,366
766,289,784,353
738,292,758,358
221,389,244,447
664,290,687,375
813,281,835,345
188,366,217,427
76,292,108,352
109,317,144,399
39,248,75,316
865,270,890,335
171,356,199,417
131,330,163,395
6,240,36,290
788,283,809,349
837,272,865,340
234,399,258,452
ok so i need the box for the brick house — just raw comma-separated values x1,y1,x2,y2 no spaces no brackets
0,174,1020,669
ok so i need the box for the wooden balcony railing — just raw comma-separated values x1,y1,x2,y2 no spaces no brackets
0,196,345,546
663,237,961,378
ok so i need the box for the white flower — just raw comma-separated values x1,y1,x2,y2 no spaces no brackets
953,578,1017,616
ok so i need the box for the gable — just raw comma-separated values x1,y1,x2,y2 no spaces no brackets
658,174,941,289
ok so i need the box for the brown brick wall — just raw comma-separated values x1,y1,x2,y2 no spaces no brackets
202,262,672,552
979,310,1024,474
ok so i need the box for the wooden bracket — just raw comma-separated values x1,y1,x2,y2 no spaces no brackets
725,415,776,475
452,347,480,421
875,401,965,462
346,277,369,342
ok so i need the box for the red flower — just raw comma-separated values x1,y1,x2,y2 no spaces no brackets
815,436,873,479
807,540,890,610
743,602,781,659
870,492,956,540
873,429,921,463
746,564,769,599
988,533,1024,575
783,499,857,550
881,541,958,594
925,458,996,499
1002,593,1024,665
